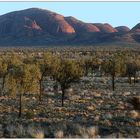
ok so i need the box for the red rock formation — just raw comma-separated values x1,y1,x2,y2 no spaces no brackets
0,8,75,37
131,23,140,33
0,8,140,45
48,14,75,35
93,23,117,33
65,16,100,33
115,26,130,33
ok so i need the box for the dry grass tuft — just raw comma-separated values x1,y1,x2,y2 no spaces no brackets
87,126,98,138
129,110,139,118
54,130,64,138
28,125,44,138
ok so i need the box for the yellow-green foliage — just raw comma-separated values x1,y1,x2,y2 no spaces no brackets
53,59,84,89
102,53,126,76
0,58,8,77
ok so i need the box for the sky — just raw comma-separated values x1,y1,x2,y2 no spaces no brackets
0,2,140,29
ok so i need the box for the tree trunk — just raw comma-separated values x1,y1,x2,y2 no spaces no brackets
61,88,65,107
53,82,58,94
2,75,6,93
128,75,132,84
134,75,136,84
85,68,88,76
18,93,22,118
39,79,42,102
112,74,115,91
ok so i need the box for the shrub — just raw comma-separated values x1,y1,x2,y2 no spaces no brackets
130,96,140,110
26,110,35,119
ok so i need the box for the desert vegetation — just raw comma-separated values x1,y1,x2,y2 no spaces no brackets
0,46,140,138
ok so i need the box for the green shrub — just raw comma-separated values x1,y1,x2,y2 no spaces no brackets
26,110,34,119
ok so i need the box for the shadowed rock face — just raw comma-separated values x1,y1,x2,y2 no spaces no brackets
93,23,117,33
115,26,130,33
65,16,100,33
131,23,140,33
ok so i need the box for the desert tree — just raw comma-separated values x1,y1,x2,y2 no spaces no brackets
91,57,102,75
0,53,23,95
27,64,41,94
7,64,25,118
81,55,102,77
102,53,126,91
6,63,40,118
125,61,138,84
135,59,140,78
0,57,8,94
83,58,93,76
37,52,54,101
52,59,83,107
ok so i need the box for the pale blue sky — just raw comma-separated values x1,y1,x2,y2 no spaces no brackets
0,2,140,29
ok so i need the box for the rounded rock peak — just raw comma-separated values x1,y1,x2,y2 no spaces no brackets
93,23,117,33
65,16,100,33
115,26,130,33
